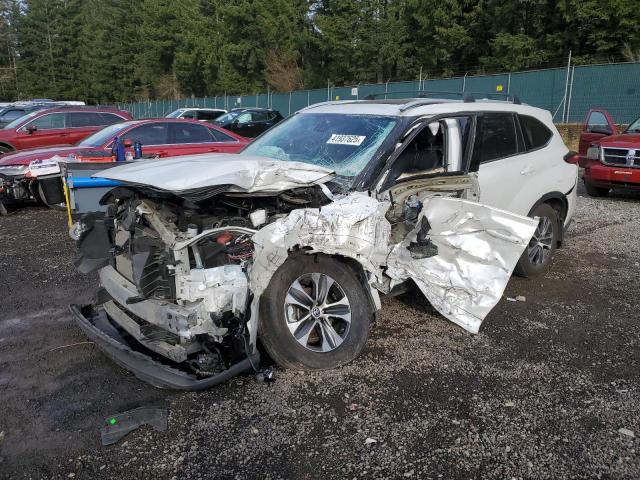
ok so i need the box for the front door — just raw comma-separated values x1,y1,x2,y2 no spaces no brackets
15,112,69,149
578,109,616,157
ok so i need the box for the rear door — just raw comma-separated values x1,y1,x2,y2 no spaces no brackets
14,112,69,149
579,109,616,156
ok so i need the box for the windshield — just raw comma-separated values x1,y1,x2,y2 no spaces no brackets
4,110,38,129
166,109,185,118
215,111,242,123
625,117,640,133
240,113,397,186
77,122,131,147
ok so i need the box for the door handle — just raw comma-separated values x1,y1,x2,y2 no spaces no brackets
520,166,534,176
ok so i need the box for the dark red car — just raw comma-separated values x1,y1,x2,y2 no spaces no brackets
0,106,132,153
0,118,249,207
577,109,640,196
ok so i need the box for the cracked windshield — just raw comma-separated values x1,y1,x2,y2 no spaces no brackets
241,113,397,189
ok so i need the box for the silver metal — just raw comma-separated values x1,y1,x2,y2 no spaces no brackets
284,273,351,353
528,216,554,266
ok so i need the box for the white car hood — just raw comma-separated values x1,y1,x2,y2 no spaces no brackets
95,154,335,193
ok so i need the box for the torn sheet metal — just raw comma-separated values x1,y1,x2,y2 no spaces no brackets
96,154,335,193
247,193,536,342
386,197,538,333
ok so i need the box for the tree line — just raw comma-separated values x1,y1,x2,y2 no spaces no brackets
0,0,638,103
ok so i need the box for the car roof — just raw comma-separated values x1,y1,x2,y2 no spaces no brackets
229,107,278,112
177,107,226,111
33,105,128,114
298,97,552,121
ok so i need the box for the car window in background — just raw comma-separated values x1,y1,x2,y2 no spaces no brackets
1,109,27,124
519,115,552,150
166,109,185,119
170,123,212,143
252,112,269,122
236,113,252,124
216,111,241,123
208,127,237,142
241,113,397,182
77,122,131,147
98,113,125,125
27,112,66,130
587,111,608,132
473,113,519,163
69,112,104,127
4,110,38,129
624,117,640,133
197,110,224,121
181,110,197,119
126,123,169,145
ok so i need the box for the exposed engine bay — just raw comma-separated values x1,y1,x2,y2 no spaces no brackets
75,184,329,384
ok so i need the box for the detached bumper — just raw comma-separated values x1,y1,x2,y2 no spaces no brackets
70,304,259,390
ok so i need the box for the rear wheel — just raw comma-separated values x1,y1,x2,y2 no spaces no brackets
259,254,373,370
515,203,559,278
584,181,609,197
36,181,66,211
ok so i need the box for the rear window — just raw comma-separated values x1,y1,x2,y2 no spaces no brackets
170,123,212,143
473,113,519,163
209,127,236,142
99,113,125,126
69,112,104,127
519,115,552,150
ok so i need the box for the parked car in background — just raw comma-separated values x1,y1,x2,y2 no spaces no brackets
0,118,249,208
213,107,283,137
166,108,227,121
578,109,640,196
0,100,86,128
0,106,132,154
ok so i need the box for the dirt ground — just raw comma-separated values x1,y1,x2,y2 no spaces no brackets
1,183,639,480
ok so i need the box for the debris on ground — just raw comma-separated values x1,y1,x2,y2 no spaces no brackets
100,406,168,446
618,428,635,438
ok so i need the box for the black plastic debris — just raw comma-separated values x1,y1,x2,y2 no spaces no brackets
255,366,275,384
100,406,168,446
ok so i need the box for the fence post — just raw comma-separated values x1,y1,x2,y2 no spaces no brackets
307,90,310,106
507,73,511,93
288,91,292,115
562,50,572,123
566,65,575,123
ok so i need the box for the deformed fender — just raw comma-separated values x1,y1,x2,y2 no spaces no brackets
246,192,537,347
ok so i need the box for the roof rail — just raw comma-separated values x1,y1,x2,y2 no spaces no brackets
363,90,521,106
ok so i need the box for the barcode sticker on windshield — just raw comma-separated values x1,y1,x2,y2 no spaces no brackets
327,134,366,146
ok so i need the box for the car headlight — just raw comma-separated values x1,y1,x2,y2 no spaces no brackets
586,146,600,161
0,164,28,173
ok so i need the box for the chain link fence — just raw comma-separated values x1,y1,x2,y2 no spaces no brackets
119,61,640,124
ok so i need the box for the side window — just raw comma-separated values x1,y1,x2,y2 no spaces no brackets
252,111,269,122
99,113,124,126
27,113,65,130
519,115,552,150
586,111,610,133
197,110,223,121
208,127,236,142
473,113,519,163
125,123,169,145
68,112,104,127
170,123,213,143
2,109,26,122
236,113,252,124
181,110,197,119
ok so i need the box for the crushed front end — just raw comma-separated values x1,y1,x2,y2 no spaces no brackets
71,183,328,389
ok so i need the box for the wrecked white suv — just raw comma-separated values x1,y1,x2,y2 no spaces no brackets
71,97,578,389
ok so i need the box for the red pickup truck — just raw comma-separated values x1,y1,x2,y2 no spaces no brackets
578,109,640,196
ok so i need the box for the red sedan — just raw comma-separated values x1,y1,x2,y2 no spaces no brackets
0,118,249,207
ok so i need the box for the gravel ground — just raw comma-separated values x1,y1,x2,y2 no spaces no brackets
0,184,639,479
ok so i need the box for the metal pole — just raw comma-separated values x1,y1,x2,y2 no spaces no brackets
507,73,511,93
307,90,310,106
562,50,572,123
288,91,292,115
385,81,388,100
462,72,467,92
566,65,575,123
327,80,330,101
419,66,422,92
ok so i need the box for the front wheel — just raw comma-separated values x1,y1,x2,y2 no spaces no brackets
259,254,373,370
514,203,559,278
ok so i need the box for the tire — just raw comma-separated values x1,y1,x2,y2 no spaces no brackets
36,181,66,211
584,181,609,197
514,203,559,278
258,254,374,370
